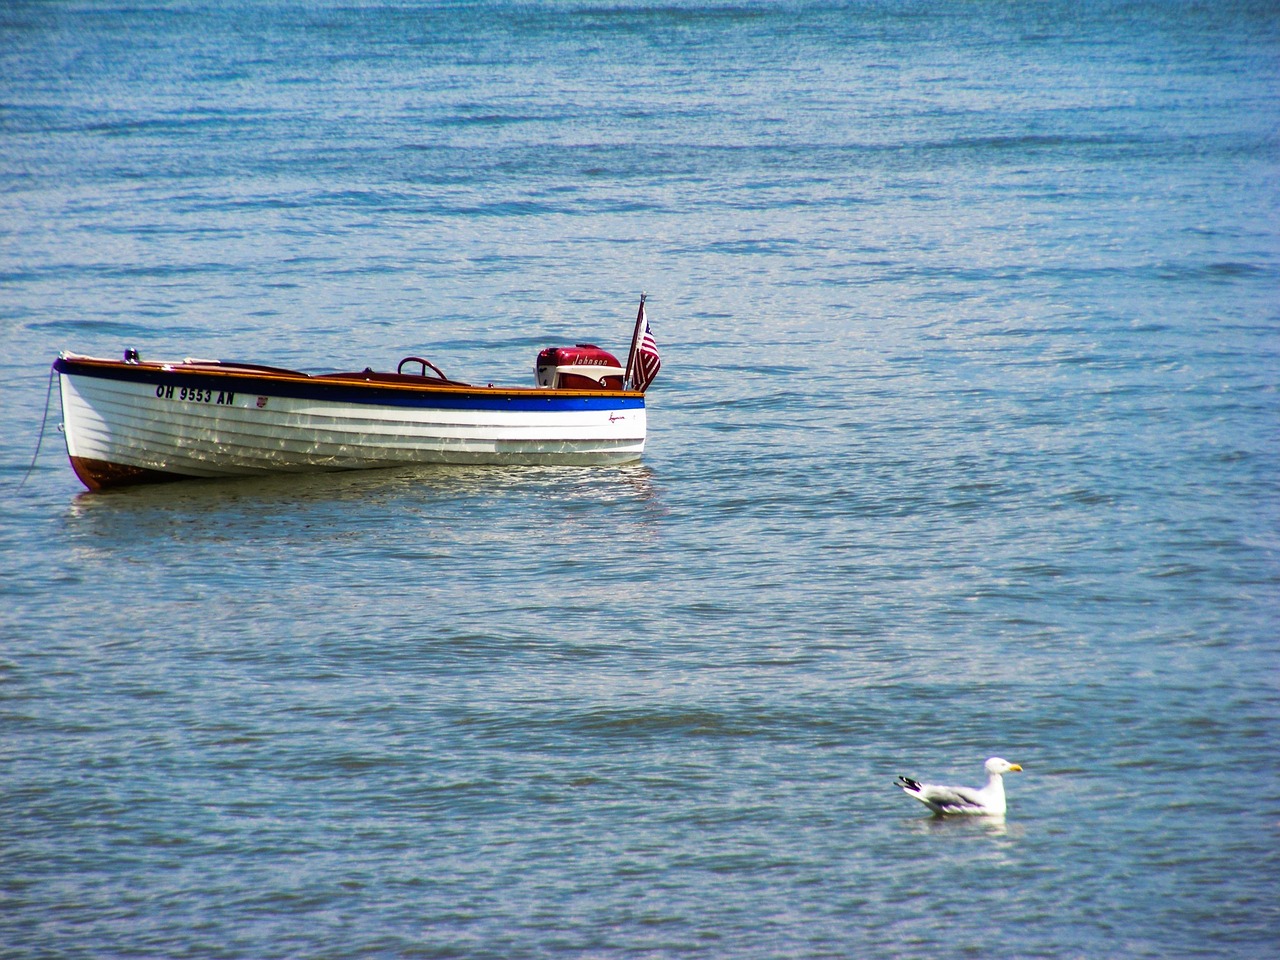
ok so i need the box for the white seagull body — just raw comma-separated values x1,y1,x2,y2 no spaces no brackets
895,757,1023,816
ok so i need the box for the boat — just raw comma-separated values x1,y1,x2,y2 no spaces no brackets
53,296,661,491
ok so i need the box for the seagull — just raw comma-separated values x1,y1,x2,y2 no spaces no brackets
895,757,1023,816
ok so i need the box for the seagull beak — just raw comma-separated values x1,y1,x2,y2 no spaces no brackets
1009,764,1023,772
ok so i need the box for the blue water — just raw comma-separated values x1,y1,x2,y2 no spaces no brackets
2,2,1278,957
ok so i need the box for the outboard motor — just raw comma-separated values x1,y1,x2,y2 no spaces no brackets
535,344,625,390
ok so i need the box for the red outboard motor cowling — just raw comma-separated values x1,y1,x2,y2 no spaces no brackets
535,344,625,390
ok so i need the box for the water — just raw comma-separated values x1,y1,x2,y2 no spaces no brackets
2,2,1278,957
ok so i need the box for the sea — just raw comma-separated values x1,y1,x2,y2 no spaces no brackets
1,2,1277,958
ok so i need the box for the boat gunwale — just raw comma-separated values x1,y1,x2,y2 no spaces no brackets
53,353,645,405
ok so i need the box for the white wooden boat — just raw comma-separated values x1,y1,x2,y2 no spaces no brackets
54,299,661,491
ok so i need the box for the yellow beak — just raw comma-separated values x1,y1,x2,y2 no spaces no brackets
1009,764,1023,772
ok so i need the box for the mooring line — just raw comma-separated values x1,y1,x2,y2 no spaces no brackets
17,368,58,491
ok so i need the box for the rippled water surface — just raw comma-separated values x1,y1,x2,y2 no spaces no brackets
2,2,1278,957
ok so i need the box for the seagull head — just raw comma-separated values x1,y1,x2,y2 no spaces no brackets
985,757,1023,775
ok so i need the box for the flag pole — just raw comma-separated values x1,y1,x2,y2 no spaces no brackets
623,292,647,389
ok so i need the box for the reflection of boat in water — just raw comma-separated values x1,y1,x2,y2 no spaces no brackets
63,462,662,549
53,297,661,491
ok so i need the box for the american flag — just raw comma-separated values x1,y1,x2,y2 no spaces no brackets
632,316,661,392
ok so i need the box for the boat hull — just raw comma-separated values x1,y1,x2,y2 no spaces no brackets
54,354,646,490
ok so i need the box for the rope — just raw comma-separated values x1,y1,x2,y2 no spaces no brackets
17,367,58,491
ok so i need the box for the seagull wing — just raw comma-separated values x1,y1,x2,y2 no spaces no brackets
895,776,991,814
916,784,988,814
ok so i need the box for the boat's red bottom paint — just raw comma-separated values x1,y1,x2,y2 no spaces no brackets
70,456,186,492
